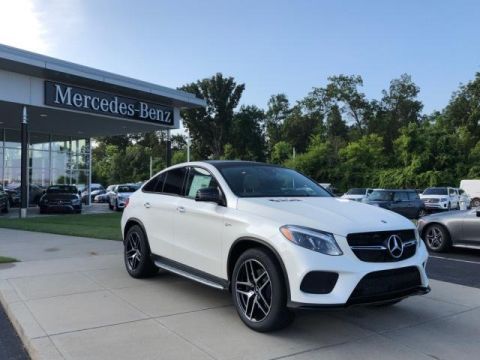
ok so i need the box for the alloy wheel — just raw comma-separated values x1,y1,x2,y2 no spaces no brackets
235,259,272,322
425,227,443,250
125,231,143,271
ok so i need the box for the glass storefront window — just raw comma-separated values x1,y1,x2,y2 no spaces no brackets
4,148,21,168
30,133,50,150
30,150,50,169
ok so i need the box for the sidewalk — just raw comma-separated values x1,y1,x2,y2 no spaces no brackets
1,228,480,360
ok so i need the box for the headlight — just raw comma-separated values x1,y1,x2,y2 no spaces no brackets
440,198,448,202
280,225,343,256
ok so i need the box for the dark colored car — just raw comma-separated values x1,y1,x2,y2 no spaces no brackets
81,188,106,204
38,185,82,214
5,184,44,206
362,189,426,219
0,186,10,213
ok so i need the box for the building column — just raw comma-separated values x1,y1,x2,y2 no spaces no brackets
20,106,28,218
86,138,92,206
166,129,172,167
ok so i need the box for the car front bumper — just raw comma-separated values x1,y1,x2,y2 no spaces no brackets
40,204,82,213
423,202,449,210
274,233,430,307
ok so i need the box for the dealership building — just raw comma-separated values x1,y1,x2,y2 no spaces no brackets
0,44,205,216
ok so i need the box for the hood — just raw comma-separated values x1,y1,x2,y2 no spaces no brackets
44,193,79,201
236,197,414,237
420,194,448,199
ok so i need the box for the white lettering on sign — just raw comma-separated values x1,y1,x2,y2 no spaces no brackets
46,81,174,125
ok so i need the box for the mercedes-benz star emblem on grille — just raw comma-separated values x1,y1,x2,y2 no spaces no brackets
387,234,404,259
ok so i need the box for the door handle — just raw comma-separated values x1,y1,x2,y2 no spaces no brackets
177,206,185,213
144,202,151,208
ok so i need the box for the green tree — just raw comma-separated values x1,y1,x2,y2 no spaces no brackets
180,73,245,159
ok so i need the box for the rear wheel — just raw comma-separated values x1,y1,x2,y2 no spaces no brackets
424,224,451,252
232,248,294,332
472,198,480,208
124,225,158,278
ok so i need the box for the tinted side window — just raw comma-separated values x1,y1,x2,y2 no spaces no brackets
394,192,409,201
163,167,187,195
143,173,166,192
184,167,219,199
408,191,419,200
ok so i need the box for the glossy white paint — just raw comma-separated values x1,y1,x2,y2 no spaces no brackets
122,161,429,306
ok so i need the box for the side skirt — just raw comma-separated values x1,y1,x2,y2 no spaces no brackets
151,254,229,291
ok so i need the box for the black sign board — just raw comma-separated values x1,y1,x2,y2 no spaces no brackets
44,81,174,126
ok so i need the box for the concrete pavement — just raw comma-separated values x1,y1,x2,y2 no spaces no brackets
1,228,480,360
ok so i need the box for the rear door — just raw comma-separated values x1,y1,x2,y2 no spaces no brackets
140,167,187,258
391,191,410,217
461,210,480,244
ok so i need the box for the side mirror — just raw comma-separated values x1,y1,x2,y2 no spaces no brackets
195,187,221,204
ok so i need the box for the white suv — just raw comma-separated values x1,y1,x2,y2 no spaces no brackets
121,161,430,332
420,187,460,211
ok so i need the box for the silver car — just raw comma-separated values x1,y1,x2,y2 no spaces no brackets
417,208,480,252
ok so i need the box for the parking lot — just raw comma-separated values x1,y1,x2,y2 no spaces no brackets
1,228,480,360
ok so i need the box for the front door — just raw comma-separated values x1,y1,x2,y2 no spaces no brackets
461,210,480,244
172,167,226,277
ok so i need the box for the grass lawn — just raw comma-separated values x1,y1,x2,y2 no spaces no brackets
0,256,18,263
0,213,123,241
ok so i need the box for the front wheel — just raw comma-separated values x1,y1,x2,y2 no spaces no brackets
424,224,451,252
471,198,480,208
231,248,294,332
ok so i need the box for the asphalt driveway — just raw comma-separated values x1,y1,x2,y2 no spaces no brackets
1,228,480,360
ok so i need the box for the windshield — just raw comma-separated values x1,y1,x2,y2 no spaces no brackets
117,185,139,193
368,190,394,201
218,165,332,198
423,188,448,195
47,185,78,194
346,188,366,195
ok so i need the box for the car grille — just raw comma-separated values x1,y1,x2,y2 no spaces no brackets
423,198,439,203
50,200,71,205
347,230,417,262
348,266,422,304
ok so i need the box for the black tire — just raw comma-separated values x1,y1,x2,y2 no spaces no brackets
423,224,451,252
39,207,46,214
124,225,158,278
472,198,480,208
231,248,294,332
447,202,451,211
370,299,403,307
417,209,427,218
2,200,9,213
115,200,121,212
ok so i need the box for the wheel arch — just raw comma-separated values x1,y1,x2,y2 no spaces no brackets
123,218,150,248
227,237,291,301
421,221,451,241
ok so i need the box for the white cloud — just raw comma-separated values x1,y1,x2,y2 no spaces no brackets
0,0,50,53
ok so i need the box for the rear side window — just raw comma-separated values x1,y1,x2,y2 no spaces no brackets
143,172,166,192
408,191,419,200
394,192,409,201
163,167,188,196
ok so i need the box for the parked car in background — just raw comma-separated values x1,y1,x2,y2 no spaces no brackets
80,183,105,202
341,188,373,201
458,189,471,210
0,186,10,213
459,180,480,208
109,184,139,211
363,189,426,219
5,183,44,206
82,188,106,204
417,208,480,252
420,187,460,211
38,185,82,214
94,184,116,203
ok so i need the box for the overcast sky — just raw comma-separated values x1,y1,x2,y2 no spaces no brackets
1,0,479,115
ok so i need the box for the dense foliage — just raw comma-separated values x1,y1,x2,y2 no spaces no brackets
92,72,480,192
